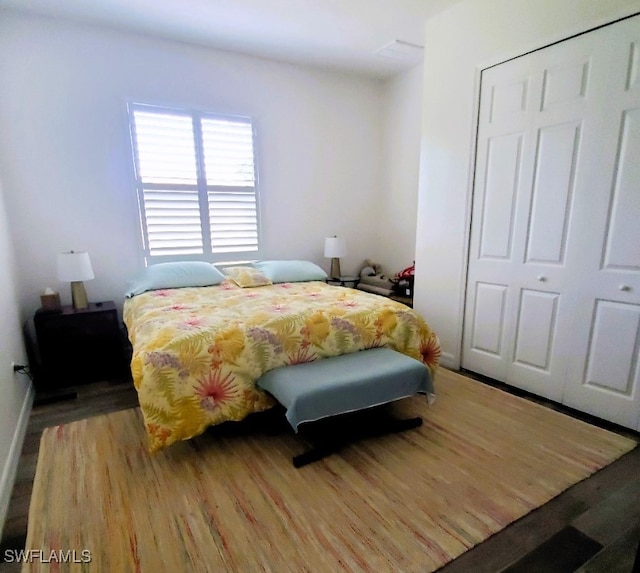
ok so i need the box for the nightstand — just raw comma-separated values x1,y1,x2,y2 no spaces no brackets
388,294,414,308
325,276,360,288
34,301,129,391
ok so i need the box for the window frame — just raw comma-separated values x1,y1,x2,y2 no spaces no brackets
127,101,263,265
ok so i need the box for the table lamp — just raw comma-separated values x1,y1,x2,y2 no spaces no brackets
57,251,95,310
324,236,347,279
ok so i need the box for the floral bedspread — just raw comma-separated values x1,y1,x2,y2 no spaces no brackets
123,280,441,452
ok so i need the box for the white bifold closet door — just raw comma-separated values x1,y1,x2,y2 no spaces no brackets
463,15,640,430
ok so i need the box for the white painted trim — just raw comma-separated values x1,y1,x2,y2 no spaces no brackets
455,65,485,371
0,383,34,539
439,351,457,370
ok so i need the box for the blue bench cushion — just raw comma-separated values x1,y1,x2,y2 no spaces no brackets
256,348,434,431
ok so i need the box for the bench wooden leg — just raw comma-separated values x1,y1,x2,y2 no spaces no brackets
293,442,345,468
366,415,423,437
292,416,423,468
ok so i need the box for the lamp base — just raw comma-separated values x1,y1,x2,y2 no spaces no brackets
70,281,89,310
330,258,342,280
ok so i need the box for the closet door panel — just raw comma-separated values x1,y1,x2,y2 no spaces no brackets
512,289,559,371
569,300,640,428
583,301,640,395
470,283,508,354
541,58,590,110
479,134,522,260
602,108,640,271
524,122,581,265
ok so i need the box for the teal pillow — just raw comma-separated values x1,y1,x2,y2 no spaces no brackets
253,260,327,283
125,262,225,297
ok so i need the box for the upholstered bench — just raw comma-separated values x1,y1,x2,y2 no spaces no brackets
257,347,434,467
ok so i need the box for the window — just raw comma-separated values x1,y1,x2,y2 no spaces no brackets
128,103,261,264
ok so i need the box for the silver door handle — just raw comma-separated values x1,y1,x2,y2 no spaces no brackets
619,285,631,292
537,276,547,282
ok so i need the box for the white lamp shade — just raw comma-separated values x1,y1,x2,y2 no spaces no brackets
324,237,347,258
57,251,95,282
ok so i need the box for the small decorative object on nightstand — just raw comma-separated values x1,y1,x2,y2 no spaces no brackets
39,288,61,312
34,300,129,391
325,276,360,288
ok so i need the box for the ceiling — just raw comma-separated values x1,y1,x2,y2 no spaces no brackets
0,0,461,79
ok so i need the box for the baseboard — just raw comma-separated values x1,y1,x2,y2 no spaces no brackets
0,383,34,539
439,351,457,370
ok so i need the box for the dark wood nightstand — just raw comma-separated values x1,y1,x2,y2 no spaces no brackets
388,294,413,308
34,301,129,391
325,276,360,288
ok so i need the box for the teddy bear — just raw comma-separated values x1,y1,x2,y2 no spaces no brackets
357,259,395,295
359,258,382,278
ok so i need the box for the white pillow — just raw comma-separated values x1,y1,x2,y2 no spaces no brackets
125,262,225,297
253,260,327,283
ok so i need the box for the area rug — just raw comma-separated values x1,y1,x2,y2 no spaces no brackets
24,369,636,572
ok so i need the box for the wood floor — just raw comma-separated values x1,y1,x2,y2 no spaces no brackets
1,372,639,573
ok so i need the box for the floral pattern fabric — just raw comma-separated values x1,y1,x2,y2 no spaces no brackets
123,280,441,452
222,266,272,288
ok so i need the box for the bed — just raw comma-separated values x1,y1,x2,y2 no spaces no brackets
123,261,440,453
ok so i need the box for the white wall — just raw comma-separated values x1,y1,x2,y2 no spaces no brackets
0,12,385,318
416,0,640,368
377,64,423,275
0,173,34,537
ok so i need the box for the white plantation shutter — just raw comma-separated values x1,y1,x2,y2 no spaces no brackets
201,118,255,186
133,112,198,185
202,118,259,254
129,104,261,263
209,192,259,253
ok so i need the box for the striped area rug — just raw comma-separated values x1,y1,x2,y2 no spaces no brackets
25,369,636,572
